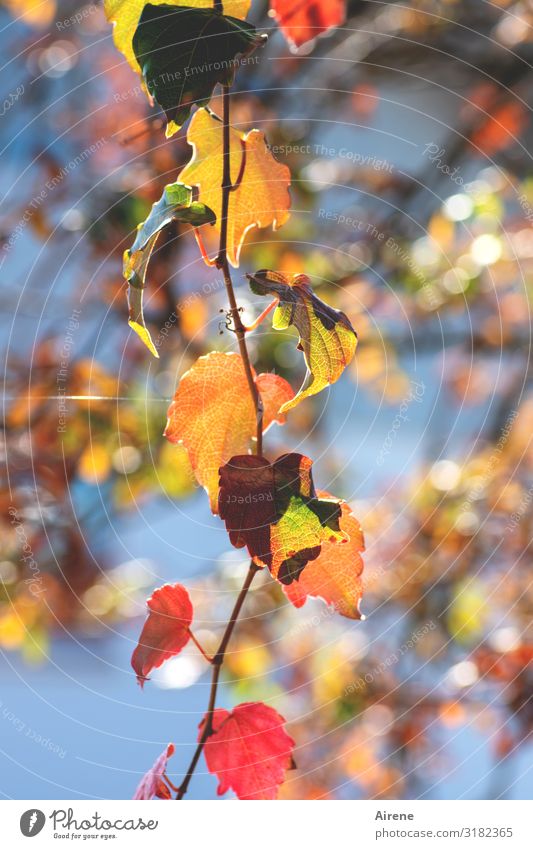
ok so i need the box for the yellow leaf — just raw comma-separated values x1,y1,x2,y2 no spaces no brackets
248,270,357,411
78,444,112,484
105,0,252,75
179,108,291,267
128,319,160,358
0,612,26,649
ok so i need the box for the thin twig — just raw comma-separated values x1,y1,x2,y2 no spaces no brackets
176,562,260,799
176,83,263,800
216,84,264,449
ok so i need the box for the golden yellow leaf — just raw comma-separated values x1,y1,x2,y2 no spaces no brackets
179,108,291,267
105,0,252,75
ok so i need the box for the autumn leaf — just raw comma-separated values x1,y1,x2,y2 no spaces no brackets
133,5,265,137
179,108,291,267
218,453,348,584
105,0,252,76
131,583,193,687
283,496,365,619
202,702,295,799
2,0,56,27
124,182,215,357
270,0,346,48
133,743,175,799
247,269,357,411
470,102,527,156
164,352,294,511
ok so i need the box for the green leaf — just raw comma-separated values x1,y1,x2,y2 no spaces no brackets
218,453,348,585
132,3,266,137
247,270,358,412
123,181,215,357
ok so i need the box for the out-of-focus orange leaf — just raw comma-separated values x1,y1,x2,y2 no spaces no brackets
202,701,295,799
131,583,193,687
179,298,209,341
2,0,56,27
439,701,466,728
270,0,346,48
470,102,527,155
164,352,294,511
179,108,291,267
283,497,364,619
428,213,454,251
352,83,379,119
218,453,347,583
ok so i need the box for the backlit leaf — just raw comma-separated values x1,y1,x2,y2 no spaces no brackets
164,352,294,511
283,497,365,619
218,453,348,584
124,182,215,357
131,583,193,687
247,269,357,411
133,4,264,137
133,743,175,799
105,0,252,76
179,108,291,267
202,702,295,799
270,0,346,48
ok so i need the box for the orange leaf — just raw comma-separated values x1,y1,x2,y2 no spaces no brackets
270,0,346,48
282,497,364,619
218,453,347,583
202,702,295,799
178,108,291,267
164,352,294,511
131,584,193,687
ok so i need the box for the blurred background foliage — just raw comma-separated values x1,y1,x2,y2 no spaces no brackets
1,0,533,799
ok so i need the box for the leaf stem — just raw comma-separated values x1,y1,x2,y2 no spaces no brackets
187,629,213,663
216,83,263,450
176,84,264,801
193,229,217,266
242,298,279,333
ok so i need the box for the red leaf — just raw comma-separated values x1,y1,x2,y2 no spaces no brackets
201,702,295,799
131,584,193,687
133,743,175,800
270,0,346,48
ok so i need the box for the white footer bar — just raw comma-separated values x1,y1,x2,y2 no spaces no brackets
2,799,530,848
